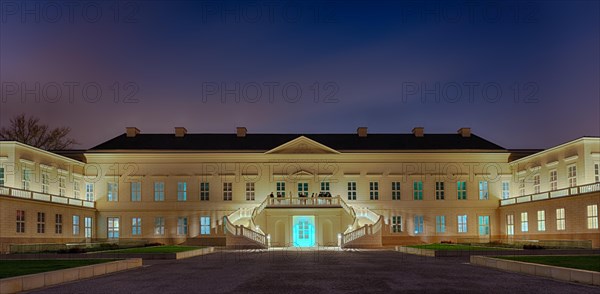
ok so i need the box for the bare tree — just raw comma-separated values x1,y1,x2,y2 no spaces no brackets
0,114,78,150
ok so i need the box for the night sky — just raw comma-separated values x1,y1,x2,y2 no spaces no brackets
1,0,598,149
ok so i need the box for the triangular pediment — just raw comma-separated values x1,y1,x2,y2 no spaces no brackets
265,136,340,154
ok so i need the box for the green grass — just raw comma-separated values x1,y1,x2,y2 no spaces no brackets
0,259,117,279
495,255,600,272
106,245,204,254
407,244,511,251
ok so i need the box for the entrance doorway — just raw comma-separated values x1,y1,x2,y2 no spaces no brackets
292,216,315,247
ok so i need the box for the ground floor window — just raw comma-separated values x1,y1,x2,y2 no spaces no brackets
521,212,528,232
37,212,45,234
478,216,489,236
391,215,402,233
435,215,446,233
154,217,165,235
588,205,598,229
73,215,80,235
457,215,467,233
413,216,424,235
177,217,188,235
108,217,119,239
537,210,546,232
556,208,565,231
200,216,211,235
16,210,25,233
84,217,92,238
132,217,142,235
506,214,514,235
55,214,63,234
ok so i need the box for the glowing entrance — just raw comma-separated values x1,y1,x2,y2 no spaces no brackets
292,216,315,247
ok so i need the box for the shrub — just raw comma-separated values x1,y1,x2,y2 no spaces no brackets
523,244,545,250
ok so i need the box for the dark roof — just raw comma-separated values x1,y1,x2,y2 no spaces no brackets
88,133,506,152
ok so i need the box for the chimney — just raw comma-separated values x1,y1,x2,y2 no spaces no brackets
357,127,368,137
412,127,424,137
457,127,471,137
126,127,140,138
175,127,187,137
236,127,247,137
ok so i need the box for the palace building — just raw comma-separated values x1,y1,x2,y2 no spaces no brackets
0,127,598,252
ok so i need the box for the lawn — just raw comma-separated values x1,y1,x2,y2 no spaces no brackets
407,244,511,251
0,259,117,279
106,245,204,254
495,255,600,272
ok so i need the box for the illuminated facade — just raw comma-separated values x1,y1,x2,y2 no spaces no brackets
0,127,598,252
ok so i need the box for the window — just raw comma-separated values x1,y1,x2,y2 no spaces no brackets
0,167,4,186
414,216,424,234
276,182,285,197
502,181,510,200
223,182,232,201
347,182,356,200
73,180,80,199
478,216,489,235
154,182,164,201
200,216,211,235
58,176,66,196
37,212,45,233
177,217,188,235
22,168,31,190
297,182,308,197
391,215,402,233
84,217,92,238
587,205,598,229
595,163,600,182
413,181,423,200
177,182,187,201
537,210,545,231
85,183,94,201
567,165,577,187
457,215,467,233
107,183,118,201
391,182,401,200
435,216,446,233
245,182,255,201
435,182,444,200
506,214,514,235
200,182,210,200
369,182,379,200
550,170,558,191
41,171,50,193
16,210,25,233
520,212,528,232
533,174,540,193
320,181,330,193
478,181,488,200
556,208,565,231
132,217,141,235
154,217,165,235
131,182,141,202
519,179,525,196
457,181,467,200
107,217,119,238
55,214,62,234
73,215,80,235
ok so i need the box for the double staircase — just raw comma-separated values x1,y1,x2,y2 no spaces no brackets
224,196,383,248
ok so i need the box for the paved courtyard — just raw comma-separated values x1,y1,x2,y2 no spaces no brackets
29,249,599,293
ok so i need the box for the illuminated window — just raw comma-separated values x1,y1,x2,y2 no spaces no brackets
537,210,545,231
502,181,510,199
200,182,210,200
369,182,379,200
457,215,467,233
556,208,565,231
84,217,92,238
73,215,80,235
478,181,488,200
154,182,164,201
200,216,211,235
85,183,94,201
478,216,489,235
107,183,118,201
436,216,446,233
131,182,141,202
154,217,165,235
347,182,356,200
177,182,187,201
435,182,444,200
588,205,598,229
413,181,423,200
107,217,119,238
414,216,424,234
521,212,528,232
392,182,401,200
457,181,467,200
132,217,141,235
506,214,514,235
